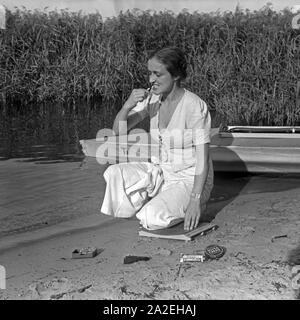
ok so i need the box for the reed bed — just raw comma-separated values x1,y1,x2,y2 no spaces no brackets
0,6,299,125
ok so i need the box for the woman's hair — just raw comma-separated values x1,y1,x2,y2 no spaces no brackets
149,47,187,81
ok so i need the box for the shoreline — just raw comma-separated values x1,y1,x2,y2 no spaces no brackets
0,157,108,237
0,213,116,255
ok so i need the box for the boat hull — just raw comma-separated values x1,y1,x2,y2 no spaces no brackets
210,127,300,173
79,128,300,173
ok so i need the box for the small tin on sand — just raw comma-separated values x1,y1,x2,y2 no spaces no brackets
180,253,205,263
72,247,98,259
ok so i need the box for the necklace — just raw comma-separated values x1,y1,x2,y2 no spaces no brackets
157,99,163,162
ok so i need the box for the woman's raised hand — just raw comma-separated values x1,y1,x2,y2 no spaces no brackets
123,89,149,110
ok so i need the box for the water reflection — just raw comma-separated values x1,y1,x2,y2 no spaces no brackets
0,103,116,161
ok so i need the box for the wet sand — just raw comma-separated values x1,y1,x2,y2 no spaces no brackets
0,158,299,299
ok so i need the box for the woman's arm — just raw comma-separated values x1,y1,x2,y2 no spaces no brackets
184,143,210,231
112,108,142,135
113,89,149,135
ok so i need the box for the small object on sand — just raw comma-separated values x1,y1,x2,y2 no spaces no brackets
271,234,288,242
123,255,151,264
72,247,99,259
204,244,226,260
180,253,205,263
179,245,226,263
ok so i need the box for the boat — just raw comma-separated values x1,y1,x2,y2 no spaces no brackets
210,125,300,173
79,126,300,173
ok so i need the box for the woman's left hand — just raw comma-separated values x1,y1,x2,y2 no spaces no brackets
184,199,202,231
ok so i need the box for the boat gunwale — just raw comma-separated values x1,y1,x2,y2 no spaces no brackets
219,125,300,138
219,132,300,138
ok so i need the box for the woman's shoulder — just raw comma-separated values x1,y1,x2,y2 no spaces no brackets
184,89,208,110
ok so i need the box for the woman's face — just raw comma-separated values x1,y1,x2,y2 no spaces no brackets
147,57,178,96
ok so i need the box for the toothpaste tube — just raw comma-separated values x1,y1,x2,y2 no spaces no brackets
129,86,158,114
180,253,206,263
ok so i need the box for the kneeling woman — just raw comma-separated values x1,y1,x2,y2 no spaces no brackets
101,47,214,231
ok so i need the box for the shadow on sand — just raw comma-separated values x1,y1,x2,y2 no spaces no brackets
202,130,249,222
203,133,300,223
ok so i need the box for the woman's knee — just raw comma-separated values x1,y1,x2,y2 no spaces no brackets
103,164,121,180
137,195,185,230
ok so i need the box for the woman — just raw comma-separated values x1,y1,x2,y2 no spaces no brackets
101,47,214,231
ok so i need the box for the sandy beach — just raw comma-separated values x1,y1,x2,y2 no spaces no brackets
0,157,299,300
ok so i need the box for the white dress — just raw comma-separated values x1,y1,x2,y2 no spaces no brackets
101,89,214,230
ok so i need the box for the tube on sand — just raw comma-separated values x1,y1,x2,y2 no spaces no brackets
180,253,205,263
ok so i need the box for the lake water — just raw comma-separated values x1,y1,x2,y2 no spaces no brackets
0,103,116,161
0,103,117,237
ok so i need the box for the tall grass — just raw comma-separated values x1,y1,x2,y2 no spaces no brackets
0,6,299,125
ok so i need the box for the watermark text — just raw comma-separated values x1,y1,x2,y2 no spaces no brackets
0,265,6,289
